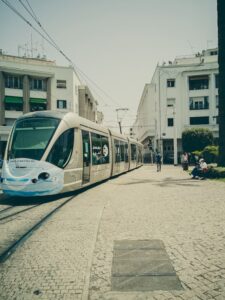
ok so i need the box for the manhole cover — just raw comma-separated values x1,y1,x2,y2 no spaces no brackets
111,239,183,291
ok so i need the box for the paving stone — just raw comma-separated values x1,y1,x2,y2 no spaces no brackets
112,259,175,276
114,239,165,250
0,166,225,299
112,275,183,291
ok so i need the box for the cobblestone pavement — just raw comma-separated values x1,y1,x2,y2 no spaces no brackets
0,165,225,300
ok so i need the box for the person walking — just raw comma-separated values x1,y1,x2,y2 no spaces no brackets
181,152,189,170
155,151,162,172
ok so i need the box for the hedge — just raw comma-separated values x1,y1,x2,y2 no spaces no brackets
204,166,225,179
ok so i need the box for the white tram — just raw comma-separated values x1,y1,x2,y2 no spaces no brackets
0,111,143,197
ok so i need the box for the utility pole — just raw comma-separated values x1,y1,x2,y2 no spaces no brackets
217,0,225,166
158,66,163,158
116,108,129,134
173,105,178,165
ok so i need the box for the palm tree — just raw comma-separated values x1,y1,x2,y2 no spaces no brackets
217,0,225,166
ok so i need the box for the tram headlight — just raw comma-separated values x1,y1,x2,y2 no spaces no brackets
38,172,50,180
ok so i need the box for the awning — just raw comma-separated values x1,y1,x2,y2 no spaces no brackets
4,96,23,104
30,98,47,104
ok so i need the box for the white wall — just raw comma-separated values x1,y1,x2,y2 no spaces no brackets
135,51,218,160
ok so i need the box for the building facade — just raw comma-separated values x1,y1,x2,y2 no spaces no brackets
0,52,101,157
133,48,218,163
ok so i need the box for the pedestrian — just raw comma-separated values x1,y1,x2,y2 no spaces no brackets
155,151,162,172
191,158,208,179
181,152,189,170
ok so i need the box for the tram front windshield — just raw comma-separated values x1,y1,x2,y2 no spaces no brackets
8,118,60,160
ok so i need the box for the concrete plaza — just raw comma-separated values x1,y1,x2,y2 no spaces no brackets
0,165,225,300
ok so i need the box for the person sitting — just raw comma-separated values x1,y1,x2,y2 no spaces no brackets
191,158,208,179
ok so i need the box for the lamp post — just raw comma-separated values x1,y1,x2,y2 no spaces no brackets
158,67,164,159
116,108,129,134
173,104,178,165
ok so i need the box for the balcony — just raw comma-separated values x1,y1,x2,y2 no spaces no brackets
5,111,23,119
139,126,156,143
0,125,11,138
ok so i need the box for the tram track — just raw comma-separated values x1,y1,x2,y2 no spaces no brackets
0,205,13,214
0,194,75,263
0,204,42,223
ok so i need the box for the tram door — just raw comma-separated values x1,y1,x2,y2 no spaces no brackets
82,130,91,184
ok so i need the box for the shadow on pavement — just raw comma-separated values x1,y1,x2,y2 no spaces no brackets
0,179,107,207
115,177,201,188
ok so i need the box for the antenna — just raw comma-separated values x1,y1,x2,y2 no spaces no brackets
207,40,213,49
187,40,195,54
29,33,37,57
41,38,46,58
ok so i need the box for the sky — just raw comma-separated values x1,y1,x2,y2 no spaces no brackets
0,0,218,133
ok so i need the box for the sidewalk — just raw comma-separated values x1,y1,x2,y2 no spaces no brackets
0,165,225,300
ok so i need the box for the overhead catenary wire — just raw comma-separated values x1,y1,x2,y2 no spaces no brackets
1,0,120,109
1,0,61,51
22,0,120,109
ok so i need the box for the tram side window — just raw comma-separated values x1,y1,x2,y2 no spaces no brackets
115,139,120,163
131,144,137,161
120,141,125,162
47,128,74,168
101,135,109,164
91,133,109,165
125,143,129,162
138,146,142,162
82,130,90,165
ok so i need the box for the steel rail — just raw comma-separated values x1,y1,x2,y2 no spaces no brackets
0,195,74,263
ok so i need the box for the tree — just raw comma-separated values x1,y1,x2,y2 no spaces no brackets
217,0,225,166
182,128,213,153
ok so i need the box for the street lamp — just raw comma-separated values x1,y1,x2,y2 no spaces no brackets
172,104,178,165
116,108,129,134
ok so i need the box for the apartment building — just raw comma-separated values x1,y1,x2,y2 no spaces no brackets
0,52,101,157
133,48,218,163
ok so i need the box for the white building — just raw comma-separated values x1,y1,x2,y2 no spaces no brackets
133,48,218,163
0,52,101,157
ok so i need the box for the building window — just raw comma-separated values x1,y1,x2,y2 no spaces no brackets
30,103,47,112
30,78,47,91
215,74,218,89
210,50,218,56
5,102,23,111
167,98,175,107
167,79,175,88
216,95,219,108
5,75,23,89
167,118,174,127
190,117,209,125
4,96,23,111
57,100,67,109
189,75,209,90
189,96,209,110
57,80,67,89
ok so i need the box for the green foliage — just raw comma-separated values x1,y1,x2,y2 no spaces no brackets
202,146,219,163
182,128,213,152
191,150,202,157
205,166,225,178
